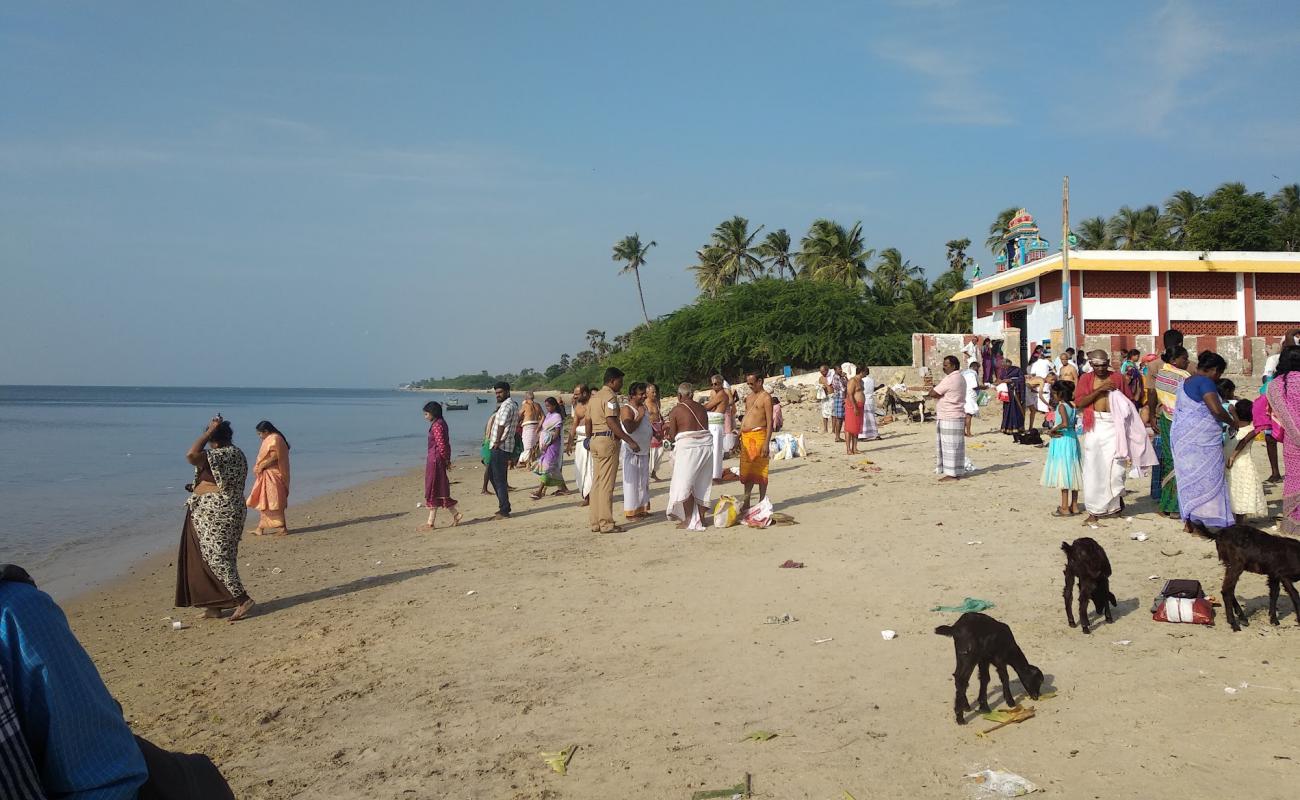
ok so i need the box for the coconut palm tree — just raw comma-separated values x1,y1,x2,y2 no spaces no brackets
1109,205,1162,250
755,228,795,279
585,329,607,358
690,245,731,297
871,247,924,304
985,207,1018,256
1076,216,1114,249
611,233,656,325
1163,190,1202,248
944,238,973,275
1275,184,1300,251
1274,183,1300,217
709,216,765,282
795,220,874,288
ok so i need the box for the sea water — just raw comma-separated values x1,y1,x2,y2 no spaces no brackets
0,386,496,598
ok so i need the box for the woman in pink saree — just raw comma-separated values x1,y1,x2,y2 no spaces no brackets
246,420,291,535
1265,348,1300,534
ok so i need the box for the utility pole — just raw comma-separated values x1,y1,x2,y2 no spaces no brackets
1061,176,1073,357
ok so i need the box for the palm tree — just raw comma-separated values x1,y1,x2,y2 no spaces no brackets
985,207,1018,256
690,245,730,297
585,329,607,357
709,216,765,283
1109,205,1161,250
795,219,875,288
1275,184,1300,251
944,238,973,275
755,228,795,279
871,247,924,304
1076,216,1114,249
611,233,656,325
1163,190,1202,248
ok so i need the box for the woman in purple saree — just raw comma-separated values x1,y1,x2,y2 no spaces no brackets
1171,351,1236,529
530,397,570,500
1266,348,1300,534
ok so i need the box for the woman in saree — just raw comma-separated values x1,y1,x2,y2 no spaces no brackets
997,356,1025,435
1265,347,1300,534
422,402,462,529
980,338,996,383
176,416,255,622
247,420,291,535
1171,351,1235,530
530,397,570,500
1152,346,1190,517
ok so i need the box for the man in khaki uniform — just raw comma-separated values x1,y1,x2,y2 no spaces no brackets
589,367,640,533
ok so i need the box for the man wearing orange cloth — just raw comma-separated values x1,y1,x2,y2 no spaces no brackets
739,372,773,514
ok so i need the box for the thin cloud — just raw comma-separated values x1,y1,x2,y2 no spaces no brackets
873,41,1009,126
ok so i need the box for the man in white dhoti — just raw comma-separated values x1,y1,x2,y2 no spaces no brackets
619,383,653,519
566,384,593,505
665,383,713,531
858,365,879,441
961,361,981,436
517,391,542,467
1075,351,1128,523
705,374,731,482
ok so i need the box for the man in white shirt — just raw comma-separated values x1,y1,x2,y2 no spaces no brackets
960,360,981,436
1025,355,1055,430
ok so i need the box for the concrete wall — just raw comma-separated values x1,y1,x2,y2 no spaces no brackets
921,332,1269,376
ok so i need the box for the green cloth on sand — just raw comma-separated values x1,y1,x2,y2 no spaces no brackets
930,597,995,613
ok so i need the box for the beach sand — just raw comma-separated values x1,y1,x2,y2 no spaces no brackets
64,397,1297,799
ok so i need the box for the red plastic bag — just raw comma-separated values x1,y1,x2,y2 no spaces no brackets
1152,596,1214,625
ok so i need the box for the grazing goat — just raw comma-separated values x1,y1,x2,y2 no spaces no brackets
934,612,1044,724
1190,521,1300,631
1061,537,1117,634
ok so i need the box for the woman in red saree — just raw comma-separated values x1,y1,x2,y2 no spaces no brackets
246,420,291,535
1266,348,1300,534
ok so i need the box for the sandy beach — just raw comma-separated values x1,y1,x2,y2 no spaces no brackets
63,395,1298,799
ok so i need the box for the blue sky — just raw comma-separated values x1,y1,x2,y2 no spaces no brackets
3,0,1298,387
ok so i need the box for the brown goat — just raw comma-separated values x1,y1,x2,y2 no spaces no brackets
1190,521,1300,631
1061,537,1116,634
935,612,1044,724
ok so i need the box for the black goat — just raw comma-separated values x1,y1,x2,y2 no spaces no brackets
1190,521,1300,631
934,612,1044,724
1061,537,1116,634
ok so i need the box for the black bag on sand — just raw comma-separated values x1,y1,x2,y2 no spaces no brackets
136,736,235,800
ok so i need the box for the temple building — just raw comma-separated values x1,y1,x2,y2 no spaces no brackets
949,209,1300,367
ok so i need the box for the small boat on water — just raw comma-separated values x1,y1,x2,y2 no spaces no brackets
476,397,489,404
445,399,469,411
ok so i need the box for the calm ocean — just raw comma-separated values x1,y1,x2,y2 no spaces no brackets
0,386,497,599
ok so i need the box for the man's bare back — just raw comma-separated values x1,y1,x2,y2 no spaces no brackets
667,397,708,438
521,399,542,422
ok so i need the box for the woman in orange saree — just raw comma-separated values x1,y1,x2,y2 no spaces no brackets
247,420,291,535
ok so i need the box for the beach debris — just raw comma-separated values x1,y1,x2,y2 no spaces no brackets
714,496,740,528
690,773,752,800
1113,639,1133,646
539,744,577,775
769,512,797,526
465,590,477,596
740,730,778,742
375,560,383,566
842,792,858,800
763,614,798,624
171,621,189,631
1224,686,1239,695
1130,532,1149,542
880,630,897,640
966,540,983,546
779,560,805,569
416,503,423,508
966,768,1039,796
931,598,995,613
1089,524,1100,530
1148,575,1161,580
814,637,834,644
742,498,775,528
976,705,1036,738
271,567,283,575
1160,549,1183,557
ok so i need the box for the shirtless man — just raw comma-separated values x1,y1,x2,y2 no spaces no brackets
665,384,712,528
517,391,543,468
845,368,864,455
1074,350,1130,524
739,372,773,512
705,374,734,484
566,383,593,506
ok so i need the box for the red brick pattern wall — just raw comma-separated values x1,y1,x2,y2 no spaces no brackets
1169,272,1235,299
1082,271,1149,298
1257,273,1300,300
1258,321,1300,336
1084,319,1152,335
1172,320,1237,336
1039,270,1062,303
975,292,992,318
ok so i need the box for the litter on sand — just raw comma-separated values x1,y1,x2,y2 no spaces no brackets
813,637,834,644
931,598,995,613
1161,549,1183,557
465,590,477,596
764,614,798,624
1113,640,1133,646
966,540,983,546
539,745,577,775
170,621,188,630
1130,532,1149,542
966,769,1039,796
740,730,778,742
779,559,805,569
690,774,752,800
880,630,897,640
769,512,798,526
271,567,283,575
976,705,1036,738
1148,575,1161,580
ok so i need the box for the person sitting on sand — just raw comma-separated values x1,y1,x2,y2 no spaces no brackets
421,402,462,529
247,420,291,536
739,372,773,512
177,416,256,622
665,383,713,530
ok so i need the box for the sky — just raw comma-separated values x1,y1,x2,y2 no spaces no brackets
2,0,1299,388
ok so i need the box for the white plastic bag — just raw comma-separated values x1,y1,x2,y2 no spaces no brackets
742,497,774,528
966,769,1039,797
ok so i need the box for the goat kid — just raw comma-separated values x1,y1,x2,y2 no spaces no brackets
1190,521,1300,631
935,612,1044,725
1061,537,1117,634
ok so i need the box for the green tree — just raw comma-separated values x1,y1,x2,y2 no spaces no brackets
585,329,608,358
611,233,656,325
1076,216,1114,249
559,353,571,371
1108,205,1163,250
1185,182,1280,251
795,219,874,288
709,216,766,283
690,245,730,297
755,228,796,279
870,247,924,304
1273,184,1300,251
944,238,973,275
985,207,1018,256
1162,189,1203,248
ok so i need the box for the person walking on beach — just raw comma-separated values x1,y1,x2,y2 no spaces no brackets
517,391,542,468
589,367,639,533
421,402,462,529
830,365,847,442
843,367,863,455
858,365,879,442
1265,347,1300,533
705,375,732,483
739,372,773,512
665,383,713,530
620,382,653,519
530,397,570,500
487,382,520,519
929,356,967,481
647,382,666,482
247,420,292,536
817,365,833,433
177,416,255,622
567,383,593,505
